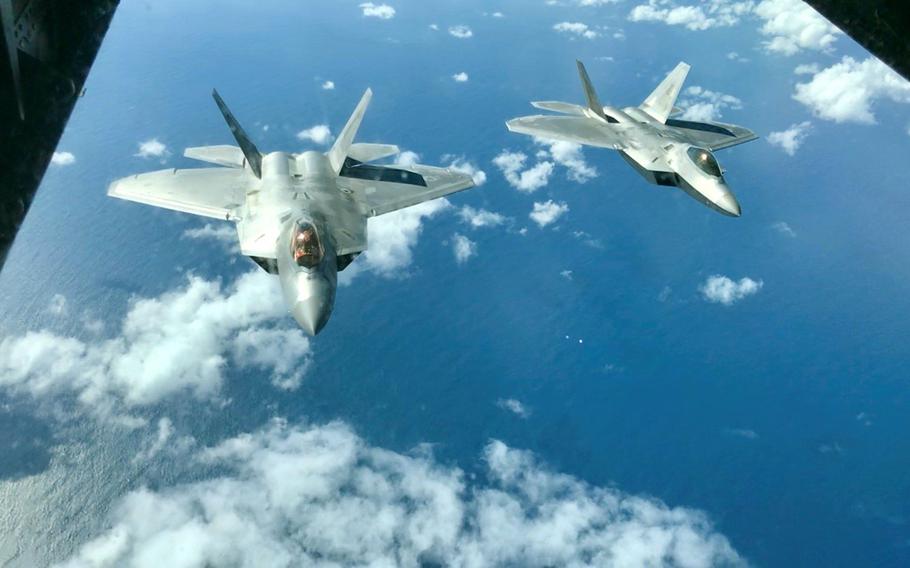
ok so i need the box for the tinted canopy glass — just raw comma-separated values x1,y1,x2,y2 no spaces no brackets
291,221,324,269
687,147,722,177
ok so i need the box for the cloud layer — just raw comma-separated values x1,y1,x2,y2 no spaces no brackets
59,420,743,567
0,271,311,423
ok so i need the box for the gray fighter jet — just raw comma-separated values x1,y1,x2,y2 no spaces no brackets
108,89,474,334
506,61,757,217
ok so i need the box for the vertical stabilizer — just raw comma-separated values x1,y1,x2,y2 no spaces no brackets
328,88,372,174
576,60,606,120
212,89,262,178
640,62,690,124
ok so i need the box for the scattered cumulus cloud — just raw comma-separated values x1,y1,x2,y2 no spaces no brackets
341,200,451,283
726,51,749,63
445,156,487,186
457,206,507,229
47,294,67,316
448,25,473,39
493,151,554,193
678,86,743,122
793,56,910,124
700,275,763,306
134,138,170,160
753,0,840,55
321,80,335,90
628,0,751,31
451,233,477,264
497,398,531,418
771,221,796,237
0,271,312,424
359,2,395,19
51,151,76,166
767,121,812,155
530,200,570,228
182,223,237,252
794,63,820,75
725,428,759,440
534,138,598,183
452,72,469,83
394,150,420,168
60,419,743,567
296,124,333,145
553,21,599,39
560,270,573,280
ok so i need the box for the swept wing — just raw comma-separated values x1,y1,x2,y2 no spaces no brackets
108,167,250,220
505,115,631,149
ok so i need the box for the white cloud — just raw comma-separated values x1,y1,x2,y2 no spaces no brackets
530,200,570,228
429,23,439,30
794,63,820,75
182,223,237,249
451,233,477,264
771,221,796,237
497,398,530,418
725,428,759,440
579,0,622,4
700,275,763,305
394,150,420,167
457,206,507,229
341,200,451,284
51,151,76,166
493,150,554,193
560,269,573,280
726,51,749,63
793,56,910,124
359,2,395,19
321,80,335,90
445,157,487,186
534,138,598,183
452,72,469,82
553,21,599,39
233,328,312,390
448,25,473,39
296,124,333,145
132,417,194,462
134,138,170,160
678,85,743,122
767,121,811,156
48,294,67,316
60,420,742,567
628,0,751,31
0,271,312,423
627,1,836,55
753,0,840,55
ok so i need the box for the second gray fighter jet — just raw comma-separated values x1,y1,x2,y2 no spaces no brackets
506,61,757,217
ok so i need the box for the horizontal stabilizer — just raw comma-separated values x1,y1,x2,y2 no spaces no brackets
531,101,589,116
640,62,690,124
184,145,246,168
348,142,400,163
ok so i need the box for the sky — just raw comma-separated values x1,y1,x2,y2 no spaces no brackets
2,0,910,566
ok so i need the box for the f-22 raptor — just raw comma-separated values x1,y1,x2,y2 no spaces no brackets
507,61,757,217
108,89,474,334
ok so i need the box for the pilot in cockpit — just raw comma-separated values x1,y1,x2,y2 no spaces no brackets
293,223,322,268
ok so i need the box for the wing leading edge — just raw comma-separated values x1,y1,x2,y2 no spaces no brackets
107,167,251,220
505,115,631,149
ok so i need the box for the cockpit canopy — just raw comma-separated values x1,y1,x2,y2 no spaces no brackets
687,147,722,178
291,220,324,269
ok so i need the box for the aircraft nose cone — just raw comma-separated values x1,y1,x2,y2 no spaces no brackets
292,297,330,336
716,192,742,217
